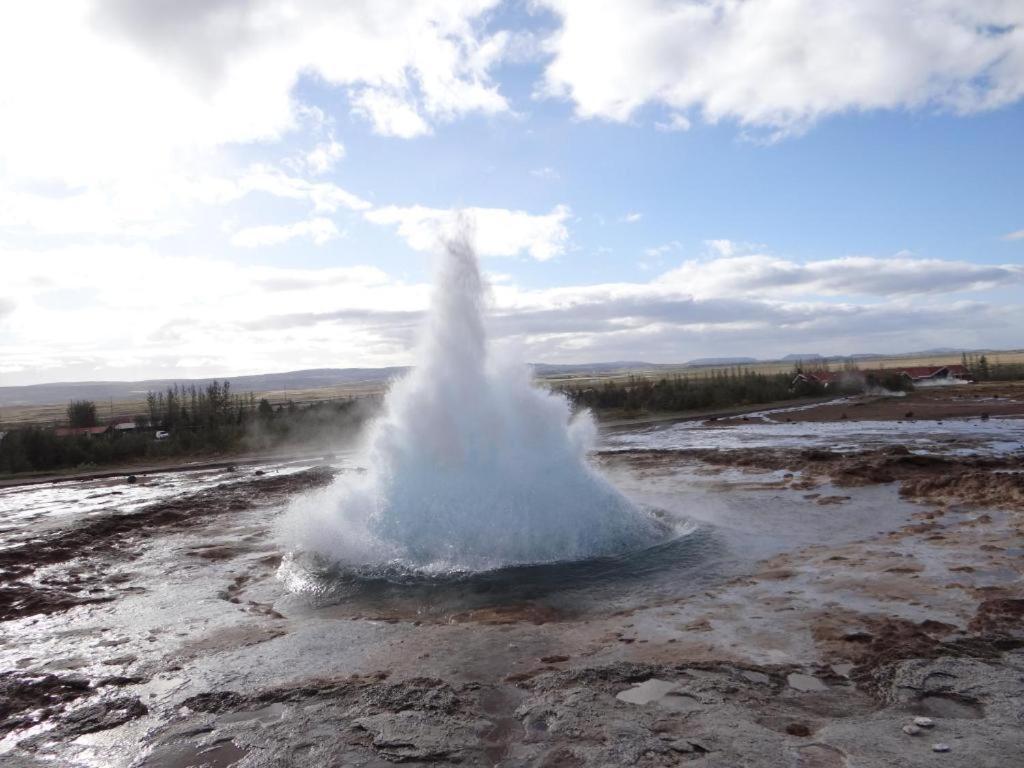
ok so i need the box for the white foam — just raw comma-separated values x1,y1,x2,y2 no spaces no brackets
278,227,658,572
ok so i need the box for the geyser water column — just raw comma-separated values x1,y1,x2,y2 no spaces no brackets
279,228,660,573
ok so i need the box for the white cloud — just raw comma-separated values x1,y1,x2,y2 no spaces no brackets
657,254,1024,298
0,1,511,186
351,88,434,138
621,212,643,224
706,239,737,257
1,242,1021,385
365,205,572,260
655,113,691,132
303,138,346,175
0,1,512,245
538,0,1024,135
1003,228,1024,241
230,218,342,248
530,167,561,180
645,241,682,258
232,166,372,213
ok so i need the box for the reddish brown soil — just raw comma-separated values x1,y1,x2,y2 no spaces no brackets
723,381,1024,424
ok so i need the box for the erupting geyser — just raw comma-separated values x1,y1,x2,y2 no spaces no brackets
279,227,661,574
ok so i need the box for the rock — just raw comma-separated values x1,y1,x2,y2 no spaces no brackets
830,663,854,678
540,655,570,664
616,679,679,705
902,724,921,735
126,475,137,484
913,716,934,728
787,673,828,692
786,722,811,737
932,743,951,753
741,670,771,685
352,710,487,763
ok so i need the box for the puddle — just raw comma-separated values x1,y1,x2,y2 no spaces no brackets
604,416,1024,456
140,738,248,768
616,679,699,711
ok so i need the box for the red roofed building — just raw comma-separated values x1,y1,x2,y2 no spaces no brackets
895,364,972,383
791,369,865,390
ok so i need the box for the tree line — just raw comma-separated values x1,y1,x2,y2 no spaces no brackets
0,381,373,475
961,353,1024,381
562,368,820,415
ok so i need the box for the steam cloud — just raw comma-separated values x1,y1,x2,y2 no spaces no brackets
278,224,659,573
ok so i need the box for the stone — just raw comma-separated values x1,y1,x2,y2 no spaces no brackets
616,679,679,705
932,743,951,753
787,673,828,692
903,724,921,736
914,716,935,728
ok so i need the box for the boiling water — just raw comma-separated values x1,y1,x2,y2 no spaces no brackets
278,229,663,574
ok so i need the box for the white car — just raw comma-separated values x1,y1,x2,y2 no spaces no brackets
155,430,170,440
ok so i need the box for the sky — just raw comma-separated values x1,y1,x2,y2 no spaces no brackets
1,0,1022,386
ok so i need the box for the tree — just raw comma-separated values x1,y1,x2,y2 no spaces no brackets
257,398,274,420
978,355,990,380
67,400,98,427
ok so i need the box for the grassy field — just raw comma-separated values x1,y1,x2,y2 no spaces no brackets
2,349,1021,428
542,350,1024,389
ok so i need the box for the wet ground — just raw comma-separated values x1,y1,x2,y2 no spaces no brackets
1,389,1022,767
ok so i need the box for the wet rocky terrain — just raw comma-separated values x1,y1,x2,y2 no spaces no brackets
1,391,1022,767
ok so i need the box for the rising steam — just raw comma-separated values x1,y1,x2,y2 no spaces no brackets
278,225,659,573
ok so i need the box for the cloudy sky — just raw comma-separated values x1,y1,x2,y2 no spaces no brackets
1,0,1022,385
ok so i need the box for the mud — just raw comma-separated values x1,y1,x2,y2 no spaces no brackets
608,445,1024,510
719,381,1024,424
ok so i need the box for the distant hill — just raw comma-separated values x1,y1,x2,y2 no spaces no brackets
0,367,409,407
3,347,1016,409
685,357,758,366
530,361,657,376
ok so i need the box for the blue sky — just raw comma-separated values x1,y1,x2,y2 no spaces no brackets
0,0,1022,384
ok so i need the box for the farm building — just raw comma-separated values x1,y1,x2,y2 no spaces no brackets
793,364,973,391
896,365,972,384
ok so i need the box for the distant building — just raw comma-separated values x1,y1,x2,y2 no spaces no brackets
792,370,834,387
791,370,862,389
112,422,138,432
896,365,972,384
792,364,972,391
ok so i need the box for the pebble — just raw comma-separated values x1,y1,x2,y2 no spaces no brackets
932,743,951,753
902,724,921,736
914,716,935,728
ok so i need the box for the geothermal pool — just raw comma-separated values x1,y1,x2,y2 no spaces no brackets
1,410,1022,766
0,417,970,622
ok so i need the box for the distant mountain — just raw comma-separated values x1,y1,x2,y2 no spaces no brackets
910,347,971,355
685,357,758,366
781,353,823,361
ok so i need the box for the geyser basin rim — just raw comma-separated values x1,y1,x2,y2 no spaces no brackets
278,511,697,594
